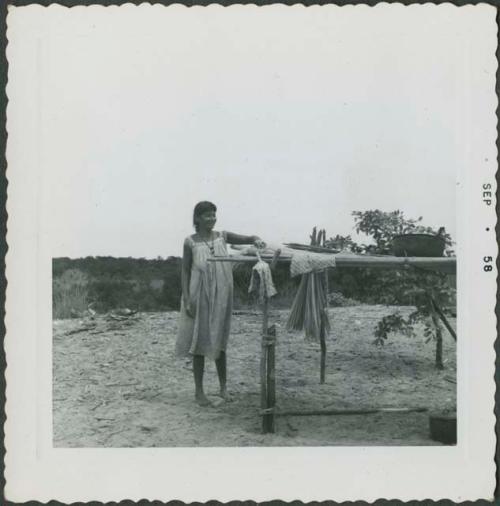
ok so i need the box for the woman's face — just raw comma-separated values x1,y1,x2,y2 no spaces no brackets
197,210,217,232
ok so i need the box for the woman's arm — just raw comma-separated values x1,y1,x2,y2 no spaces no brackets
181,238,194,316
225,232,265,248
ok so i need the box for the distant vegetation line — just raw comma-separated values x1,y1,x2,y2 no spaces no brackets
52,254,424,320
52,256,302,319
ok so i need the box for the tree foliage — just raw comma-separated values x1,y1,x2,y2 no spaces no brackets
328,210,456,348
52,256,183,314
52,255,299,315
352,210,454,256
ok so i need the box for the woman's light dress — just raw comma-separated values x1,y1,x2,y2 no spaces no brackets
176,231,233,360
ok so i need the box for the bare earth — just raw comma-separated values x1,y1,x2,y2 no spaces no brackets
53,306,456,447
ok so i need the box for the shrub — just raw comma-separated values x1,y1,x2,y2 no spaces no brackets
52,268,89,319
328,291,360,307
333,210,456,368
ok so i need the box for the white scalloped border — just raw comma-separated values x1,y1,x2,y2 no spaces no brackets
4,3,497,502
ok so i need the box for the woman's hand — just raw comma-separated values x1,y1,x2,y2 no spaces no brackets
184,297,195,318
253,236,266,249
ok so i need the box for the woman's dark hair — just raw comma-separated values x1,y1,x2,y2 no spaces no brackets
193,201,217,230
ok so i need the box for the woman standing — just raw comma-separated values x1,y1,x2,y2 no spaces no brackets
176,201,265,406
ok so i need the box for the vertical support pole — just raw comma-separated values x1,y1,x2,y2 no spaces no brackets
261,296,271,433
320,321,326,384
320,269,328,384
263,248,280,433
267,329,276,433
431,297,457,341
434,315,444,370
429,297,444,370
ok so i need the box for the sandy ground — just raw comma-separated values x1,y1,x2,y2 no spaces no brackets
53,305,456,447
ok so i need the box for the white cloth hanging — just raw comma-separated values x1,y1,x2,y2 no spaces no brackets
248,256,277,302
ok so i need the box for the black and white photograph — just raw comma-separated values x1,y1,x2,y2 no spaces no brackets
4,3,497,502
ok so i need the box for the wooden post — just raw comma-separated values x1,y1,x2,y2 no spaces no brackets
320,319,326,384
320,268,329,384
431,297,457,341
429,298,444,370
260,296,270,433
262,248,280,433
267,328,276,433
434,321,444,370
310,230,328,385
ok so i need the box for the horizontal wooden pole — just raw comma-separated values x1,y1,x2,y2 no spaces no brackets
275,407,428,417
208,255,456,274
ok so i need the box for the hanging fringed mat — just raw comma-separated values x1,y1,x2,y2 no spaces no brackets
286,270,330,342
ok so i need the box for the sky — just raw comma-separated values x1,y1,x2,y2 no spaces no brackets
7,5,496,258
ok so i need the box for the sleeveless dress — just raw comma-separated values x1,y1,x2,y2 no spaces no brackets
176,231,234,360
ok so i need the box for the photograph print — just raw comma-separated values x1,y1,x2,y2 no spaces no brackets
7,4,495,451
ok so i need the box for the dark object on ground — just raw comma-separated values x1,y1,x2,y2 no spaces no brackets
65,323,97,336
114,308,137,316
429,414,457,444
392,234,446,257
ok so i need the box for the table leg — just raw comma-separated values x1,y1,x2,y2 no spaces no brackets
320,269,328,384
267,333,276,433
320,319,326,384
431,297,457,341
429,297,444,370
261,296,275,433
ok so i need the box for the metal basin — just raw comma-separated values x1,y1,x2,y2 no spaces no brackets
392,234,445,257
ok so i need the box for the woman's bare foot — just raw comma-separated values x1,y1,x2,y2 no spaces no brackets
195,393,212,407
217,388,233,402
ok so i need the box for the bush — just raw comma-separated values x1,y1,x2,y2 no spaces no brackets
328,291,360,307
53,257,184,314
162,260,182,310
332,210,456,368
52,268,89,319
88,279,136,312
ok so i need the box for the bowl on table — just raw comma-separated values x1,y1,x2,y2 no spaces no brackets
392,234,446,257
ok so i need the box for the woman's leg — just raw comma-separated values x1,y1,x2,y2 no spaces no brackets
193,354,211,406
215,351,230,400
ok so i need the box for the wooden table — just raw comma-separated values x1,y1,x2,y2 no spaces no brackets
209,253,457,434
